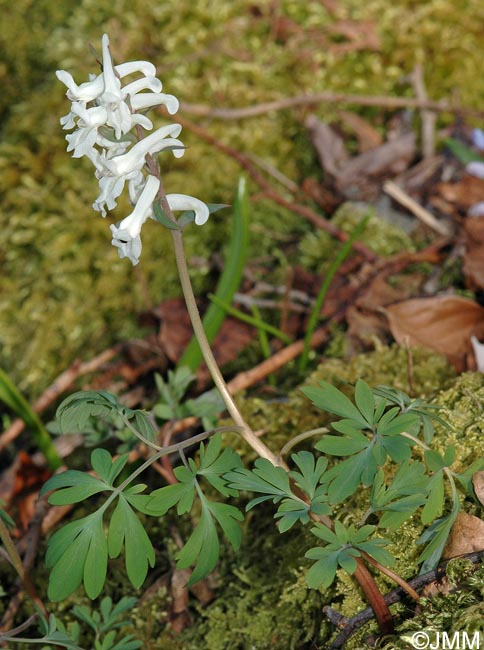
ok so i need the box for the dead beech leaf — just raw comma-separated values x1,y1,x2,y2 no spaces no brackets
443,512,484,559
385,296,484,371
463,216,484,290
305,115,349,178
347,272,425,351
472,471,484,507
434,174,484,214
335,132,416,199
339,110,383,152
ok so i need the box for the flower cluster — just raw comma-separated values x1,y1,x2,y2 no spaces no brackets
57,34,209,264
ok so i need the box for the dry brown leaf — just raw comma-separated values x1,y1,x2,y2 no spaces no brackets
347,272,425,351
385,295,484,371
339,110,383,152
463,216,484,290
305,115,349,178
434,174,484,214
335,132,416,199
443,512,484,559
472,470,484,507
421,576,453,599
152,298,193,362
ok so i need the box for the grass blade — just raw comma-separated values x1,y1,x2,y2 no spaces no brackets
177,177,250,371
0,368,61,469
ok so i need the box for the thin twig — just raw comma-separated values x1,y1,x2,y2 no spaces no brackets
383,180,451,236
173,114,378,261
328,549,484,648
0,346,121,452
411,64,436,158
180,93,484,120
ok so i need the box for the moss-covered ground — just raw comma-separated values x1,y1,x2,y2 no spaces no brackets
2,0,484,396
2,1,484,647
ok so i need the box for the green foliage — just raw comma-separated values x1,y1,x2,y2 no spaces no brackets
0,367,61,469
225,452,331,532
305,522,393,589
147,434,243,585
153,367,224,430
373,384,451,443
70,596,142,650
0,500,15,529
55,391,156,443
369,463,428,529
444,137,484,164
178,177,249,371
0,613,84,649
300,214,370,370
41,448,154,601
303,380,419,502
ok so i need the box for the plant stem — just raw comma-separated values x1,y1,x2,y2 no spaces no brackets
170,228,280,465
361,551,420,601
352,561,395,634
0,518,47,617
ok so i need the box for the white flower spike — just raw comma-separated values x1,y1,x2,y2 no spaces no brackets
110,174,160,265
57,34,209,265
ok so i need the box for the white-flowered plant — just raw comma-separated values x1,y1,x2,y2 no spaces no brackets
57,34,209,265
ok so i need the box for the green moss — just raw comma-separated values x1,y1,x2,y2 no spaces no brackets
300,202,415,272
3,0,484,395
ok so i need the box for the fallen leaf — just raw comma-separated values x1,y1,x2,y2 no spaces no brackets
0,451,51,532
305,115,349,178
385,295,484,371
443,512,484,558
434,174,484,214
472,471,484,507
421,576,453,599
339,110,383,152
336,132,416,199
463,216,484,290
150,298,193,362
347,272,425,351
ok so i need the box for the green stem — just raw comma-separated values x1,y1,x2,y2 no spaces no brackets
299,214,370,371
209,294,291,344
170,228,279,465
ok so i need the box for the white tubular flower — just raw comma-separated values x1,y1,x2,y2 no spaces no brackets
110,174,160,265
103,124,183,176
122,76,162,97
56,70,105,102
130,92,179,115
65,103,108,158
166,194,210,225
58,34,210,265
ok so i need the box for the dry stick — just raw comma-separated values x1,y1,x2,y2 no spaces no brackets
383,180,451,237
0,346,121,452
180,93,484,120
173,114,377,262
328,549,484,648
228,325,330,393
411,64,436,159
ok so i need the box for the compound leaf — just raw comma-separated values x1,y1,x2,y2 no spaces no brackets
108,495,155,589
300,382,367,427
